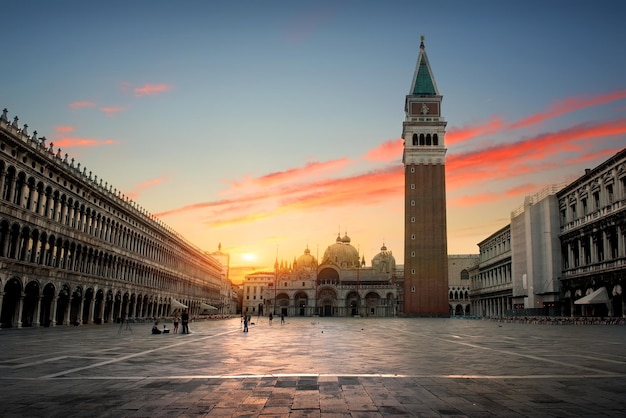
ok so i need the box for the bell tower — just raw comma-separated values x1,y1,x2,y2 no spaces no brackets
402,36,449,316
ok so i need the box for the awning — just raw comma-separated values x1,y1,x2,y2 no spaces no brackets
201,303,218,311
574,287,610,305
170,298,188,309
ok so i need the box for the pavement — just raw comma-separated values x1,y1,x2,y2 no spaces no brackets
1,316,625,417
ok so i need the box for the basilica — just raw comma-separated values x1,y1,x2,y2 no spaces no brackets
242,233,399,317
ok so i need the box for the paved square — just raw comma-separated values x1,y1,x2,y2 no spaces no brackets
1,317,625,417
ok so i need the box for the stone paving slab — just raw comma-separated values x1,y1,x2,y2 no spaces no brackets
1,317,626,417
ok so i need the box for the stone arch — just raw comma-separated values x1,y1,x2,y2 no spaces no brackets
70,286,82,325
364,291,381,316
1,277,23,328
40,282,55,327
317,287,337,317
83,287,94,325
294,291,308,316
346,290,360,316
22,280,40,327
317,267,339,286
56,284,71,326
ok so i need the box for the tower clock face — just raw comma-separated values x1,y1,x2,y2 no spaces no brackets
410,102,439,117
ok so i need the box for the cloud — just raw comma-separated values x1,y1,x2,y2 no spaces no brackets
446,118,626,190
133,83,172,97
99,106,127,117
228,158,351,192
69,101,96,110
53,137,119,148
54,126,75,134
363,139,404,162
446,89,626,145
127,176,171,200
153,94,626,231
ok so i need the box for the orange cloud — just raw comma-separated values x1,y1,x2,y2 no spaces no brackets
154,112,626,231
447,118,626,189
446,116,505,145
509,89,626,130
228,158,351,192
363,139,404,162
446,89,626,145
69,101,96,109
134,83,172,97
53,137,118,148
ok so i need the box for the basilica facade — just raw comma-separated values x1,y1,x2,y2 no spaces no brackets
242,233,399,317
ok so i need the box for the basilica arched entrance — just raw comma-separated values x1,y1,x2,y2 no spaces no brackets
346,291,360,317
276,292,289,316
1,277,22,328
294,291,308,316
317,287,337,317
364,292,380,317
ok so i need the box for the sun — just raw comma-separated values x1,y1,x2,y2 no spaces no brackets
242,253,257,262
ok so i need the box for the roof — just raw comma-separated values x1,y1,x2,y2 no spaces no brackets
409,37,439,96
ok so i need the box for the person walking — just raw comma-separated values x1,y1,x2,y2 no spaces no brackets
173,315,179,333
243,315,249,332
280,312,285,325
181,310,190,334
269,313,273,326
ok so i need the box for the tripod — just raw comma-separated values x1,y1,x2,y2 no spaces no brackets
118,317,133,335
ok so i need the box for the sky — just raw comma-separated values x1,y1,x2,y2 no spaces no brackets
2,1,625,284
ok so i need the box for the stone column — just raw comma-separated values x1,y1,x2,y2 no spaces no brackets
50,296,58,326
16,294,24,328
33,295,42,327
88,297,95,324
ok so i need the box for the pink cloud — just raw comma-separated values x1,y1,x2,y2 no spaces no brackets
53,137,119,148
54,126,75,134
363,139,404,162
134,83,172,97
447,89,626,145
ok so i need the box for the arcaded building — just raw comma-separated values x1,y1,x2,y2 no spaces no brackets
558,148,626,317
402,38,449,316
0,109,228,328
248,234,399,317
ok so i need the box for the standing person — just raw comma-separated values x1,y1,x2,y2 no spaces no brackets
269,313,273,326
173,315,179,334
280,312,285,325
181,310,190,334
243,315,249,332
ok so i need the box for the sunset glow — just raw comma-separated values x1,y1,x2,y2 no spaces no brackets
3,1,624,283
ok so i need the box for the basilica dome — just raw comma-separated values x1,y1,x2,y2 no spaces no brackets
372,243,395,274
295,247,317,269
322,233,360,268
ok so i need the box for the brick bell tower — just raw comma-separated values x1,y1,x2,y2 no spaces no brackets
402,36,449,316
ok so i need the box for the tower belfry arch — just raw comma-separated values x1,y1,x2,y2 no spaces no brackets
401,36,449,316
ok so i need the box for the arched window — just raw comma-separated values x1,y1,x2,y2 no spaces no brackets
433,134,439,145
426,134,432,145
412,133,418,146
419,134,425,145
